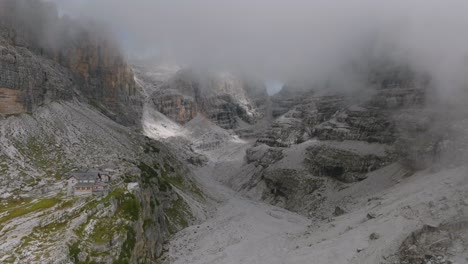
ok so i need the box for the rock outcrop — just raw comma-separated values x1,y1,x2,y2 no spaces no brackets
245,145,284,168
233,62,434,217
305,143,391,182
0,1,204,263
0,0,142,125
258,79,425,149
151,89,197,124
142,68,263,129
0,87,27,114
397,221,468,264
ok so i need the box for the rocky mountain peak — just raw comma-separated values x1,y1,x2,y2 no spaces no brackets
2,1,468,264
138,66,264,128
0,0,142,125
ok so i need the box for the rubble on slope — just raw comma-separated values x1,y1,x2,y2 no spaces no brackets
0,102,206,263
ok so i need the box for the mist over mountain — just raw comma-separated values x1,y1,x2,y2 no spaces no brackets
48,0,468,100
1,1,468,264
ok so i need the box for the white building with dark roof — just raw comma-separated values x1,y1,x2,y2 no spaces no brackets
67,170,109,196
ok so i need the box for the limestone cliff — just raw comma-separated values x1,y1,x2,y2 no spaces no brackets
0,1,203,263
139,68,263,129
232,63,436,216
0,0,142,125
151,90,198,124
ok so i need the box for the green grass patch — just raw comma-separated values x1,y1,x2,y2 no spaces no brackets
143,218,155,231
19,219,69,248
0,198,60,224
104,188,140,221
36,220,68,235
161,173,184,189
139,160,204,200
138,162,161,186
0,155,9,174
165,194,192,234
161,163,205,201
118,193,139,221
75,216,90,239
0,198,33,213
68,242,81,263
79,188,125,214
89,217,127,245
75,188,139,245
190,184,205,201
2,256,15,263
144,143,160,154
115,226,136,264
57,199,75,210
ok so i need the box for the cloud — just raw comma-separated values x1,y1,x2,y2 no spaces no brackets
48,0,468,99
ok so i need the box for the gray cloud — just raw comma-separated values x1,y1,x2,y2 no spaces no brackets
49,0,468,100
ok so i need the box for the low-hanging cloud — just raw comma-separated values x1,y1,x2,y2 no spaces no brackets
50,0,468,101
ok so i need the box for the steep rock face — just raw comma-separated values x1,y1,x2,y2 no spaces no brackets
144,69,262,129
270,85,312,118
234,63,431,216
261,168,324,211
394,109,468,171
62,36,141,125
237,142,329,214
245,144,284,168
0,42,75,114
0,2,203,263
311,104,396,144
0,0,142,125
256,115,305,147
257,99,316,147
0,88,26,114
151,90,197,124
258,65,427,149
305,143,392,182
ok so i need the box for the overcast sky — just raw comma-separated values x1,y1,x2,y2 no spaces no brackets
48,0,468,100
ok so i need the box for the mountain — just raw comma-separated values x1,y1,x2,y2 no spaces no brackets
0,1,205,263
137,60,468,264
2,1,468,264
135,66,265,129
0,0,141,125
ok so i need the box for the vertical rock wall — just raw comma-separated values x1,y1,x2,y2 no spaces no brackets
0,88,26,114
0,0,142,125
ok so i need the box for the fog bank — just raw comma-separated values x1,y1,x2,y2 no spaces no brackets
48,0,468,100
